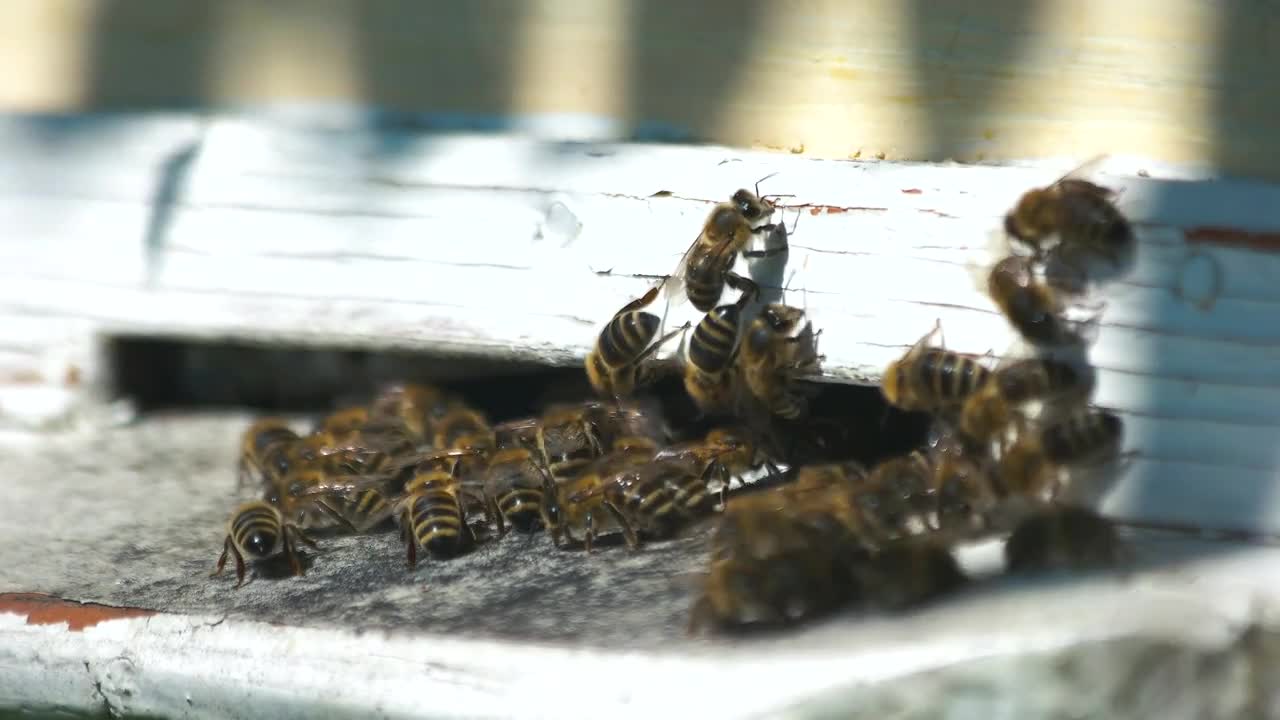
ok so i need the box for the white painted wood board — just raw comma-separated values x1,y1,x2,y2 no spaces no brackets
3,112,1280,536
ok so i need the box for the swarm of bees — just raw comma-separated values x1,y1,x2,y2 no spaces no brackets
214,163,1141,637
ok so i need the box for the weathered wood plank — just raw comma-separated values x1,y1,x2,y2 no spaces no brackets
4,114,1280,532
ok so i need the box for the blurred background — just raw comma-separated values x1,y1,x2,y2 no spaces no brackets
4,0,1277,180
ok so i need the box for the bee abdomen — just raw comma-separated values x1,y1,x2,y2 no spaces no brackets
231,504,281,555
600,312,660,367
498,488,546,532
1043,409,1121,463
920,349,990,404
689,306,742,371
409,493,466,556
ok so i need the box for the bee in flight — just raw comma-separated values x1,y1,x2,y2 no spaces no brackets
986,256,1097,347
212,500,317,588
881,322,992,414
1004,156,1134,280
957,356,1092,449
585,285,690,400
664,181,791,312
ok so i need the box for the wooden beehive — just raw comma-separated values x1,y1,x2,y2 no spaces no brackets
5,3,1280,717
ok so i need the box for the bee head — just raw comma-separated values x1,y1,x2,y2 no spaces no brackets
731,188,772,221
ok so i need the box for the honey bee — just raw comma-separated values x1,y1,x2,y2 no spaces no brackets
881,324,992,413
1004,505,1125,573
267,464,387,534
315,406,370,436
480,447,554,535
689,484,861,632
739,304,823,419
212,500,317,588
987,256,1093,346
683,280,758,416
586,285,691,399
395,454,490,566
930,449,1002,537
1004,161,1134,270
237,418,300,489
598,456,721,546
543,438,659,551
995,407,1124,512
368,383,448,439
665,185,786,312
851,539,968,611
655,426,779,502
864,450,936,535
958,357,1092,447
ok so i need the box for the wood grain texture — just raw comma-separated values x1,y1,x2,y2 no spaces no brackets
0,1,1277,180
4,112,1280,534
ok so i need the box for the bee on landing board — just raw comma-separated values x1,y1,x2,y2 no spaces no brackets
212,500,317,588
237,418,301,490
585,285,691,400
1004,505,1126,574
481,446,555,535
395,453,492,566
881,323,992,414
542,437,660,552
739,303,823,420
1004,158,1134,279
665,183,789,313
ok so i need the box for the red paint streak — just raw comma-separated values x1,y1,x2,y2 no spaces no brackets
901,188,923,195
1185,226,1280,252
802,205,886,216
0,593,155,631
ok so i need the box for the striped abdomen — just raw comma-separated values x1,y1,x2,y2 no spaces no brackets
230,501,284,559
597,310,661,368
1042,409,1122,464
433,407,492,450
405,489,468,558
914,349,991,408
688,304,743,372
995,358,1083,405
484,449,548,533
604,468,681,537
1057,182,1133,260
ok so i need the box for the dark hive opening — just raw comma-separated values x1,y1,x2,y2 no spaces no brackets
105,336,928,467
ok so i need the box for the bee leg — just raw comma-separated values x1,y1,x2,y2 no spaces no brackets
723,272,761,303
232,545,248,589
615,285,662,315
211,536,232,578
293,526,319,549
283,529,305,579
490,497,507,538
604,502,641,551
313,498,361,534
584,514,596,554
687,595,714,636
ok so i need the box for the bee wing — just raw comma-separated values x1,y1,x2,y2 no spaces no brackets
291,474,390,498
1055,154,1112,186
661,226,709,309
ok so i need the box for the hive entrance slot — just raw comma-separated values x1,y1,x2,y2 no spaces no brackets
105,336,927,465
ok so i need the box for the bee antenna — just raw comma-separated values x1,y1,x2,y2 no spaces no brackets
754,171,780,198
